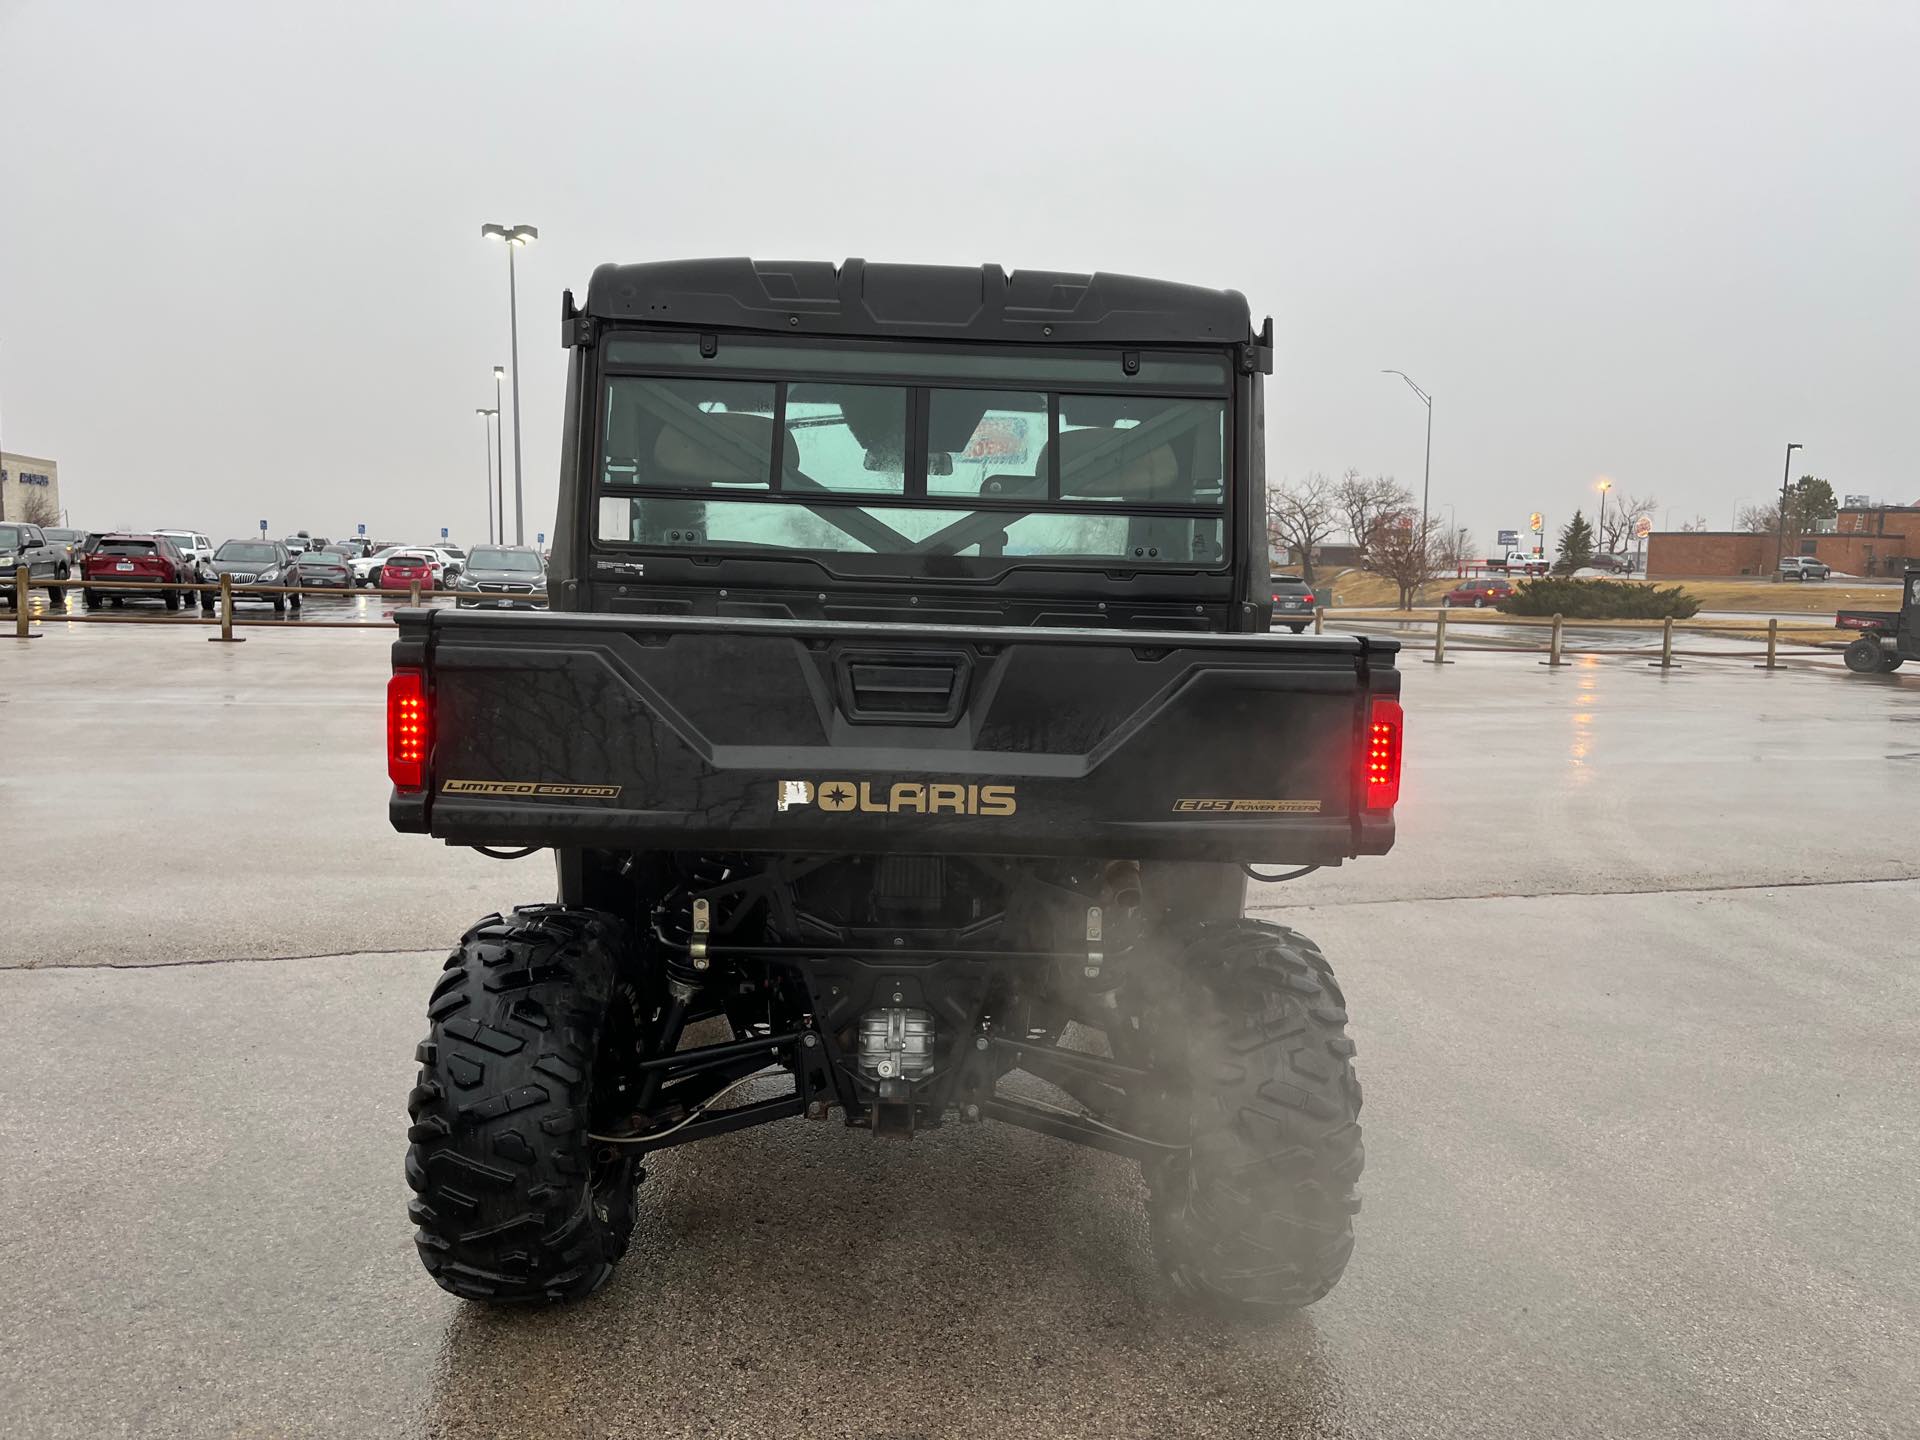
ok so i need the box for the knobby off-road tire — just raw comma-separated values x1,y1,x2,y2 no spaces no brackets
406,905,643,1303
1844,636,1888,674
1134,919,1363,1318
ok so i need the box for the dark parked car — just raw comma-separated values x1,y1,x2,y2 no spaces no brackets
82,533,197,610
41,527,87,572
1443,577,1515,608
289,550,355,591
0,522,70,608
1269,575,1316,633
451,545,548,609
211,539,301,613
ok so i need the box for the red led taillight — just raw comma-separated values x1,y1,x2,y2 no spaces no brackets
387,670,430,791
1364,696,1403,810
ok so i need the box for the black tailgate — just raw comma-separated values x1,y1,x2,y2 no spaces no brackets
391,610,1398,864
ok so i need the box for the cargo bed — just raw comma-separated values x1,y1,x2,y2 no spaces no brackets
389,609,1400,864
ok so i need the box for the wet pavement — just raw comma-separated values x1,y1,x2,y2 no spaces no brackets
3,621,1918,1438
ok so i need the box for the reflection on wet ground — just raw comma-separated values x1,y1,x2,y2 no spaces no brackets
3,627,1918,1438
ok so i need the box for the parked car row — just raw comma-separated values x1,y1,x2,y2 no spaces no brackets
5,524,542,615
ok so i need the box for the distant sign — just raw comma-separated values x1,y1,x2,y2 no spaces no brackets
537,532,546,545
962,416,1032,467
258,520,268,533
1634,515,1653,539
1497,529,1519,547
357,522,366,536
1843,494,1871,508
440,526,450,540
1529,511,1544,532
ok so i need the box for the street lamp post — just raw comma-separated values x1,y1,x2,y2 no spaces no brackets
481,224,538,544
1773,442,1802,580
1597,477,1613,553
475,406,499,544
492,366,506,546
1381,371,1432,549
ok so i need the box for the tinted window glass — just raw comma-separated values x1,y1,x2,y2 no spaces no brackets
99,540,160,557
928,390,1045,500
468,548,542,572
1055,395,1224,505
783,384,907,495
596,496,1223,563
216,543,278,563
603,378,777,490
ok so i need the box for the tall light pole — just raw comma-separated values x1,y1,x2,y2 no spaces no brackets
1597,477,1613,553
1382,370,1432,547
493,366,507,546
475,406,499,544
481,224,537,543
1774,442,1802,580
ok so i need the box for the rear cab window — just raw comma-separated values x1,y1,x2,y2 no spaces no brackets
591,337,1232,573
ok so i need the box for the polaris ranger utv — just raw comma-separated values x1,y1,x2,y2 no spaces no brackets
391,258,1402,1315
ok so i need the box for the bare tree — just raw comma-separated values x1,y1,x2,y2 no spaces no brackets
1738,502,1780,534
1437,524,1476,574
1599,492,1657,554
1363,508,1445,609
1266,471,1340,583
1677,515,1710,532
1335,469,1410,545
15,488,57,527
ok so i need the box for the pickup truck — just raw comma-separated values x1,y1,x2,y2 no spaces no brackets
1837,565,1919,673
0,521,71,608
388,257,1401,1318
1486,549,1551,576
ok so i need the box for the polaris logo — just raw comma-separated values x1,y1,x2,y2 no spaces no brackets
777,779,1016,816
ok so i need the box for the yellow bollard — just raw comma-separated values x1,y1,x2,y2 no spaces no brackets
1540,612,1563,668
11,565,39,640
1313,606,1324,635
1649,614,1681,670
1425,606,1452,665
409,579,421,608
208,572,244,643
1760,617,1778,671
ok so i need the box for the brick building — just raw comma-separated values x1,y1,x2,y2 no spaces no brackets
1646,506,1920,578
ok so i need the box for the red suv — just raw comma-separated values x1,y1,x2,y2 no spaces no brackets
1443,577,1514,608
377,551,443,592
82,533,197,611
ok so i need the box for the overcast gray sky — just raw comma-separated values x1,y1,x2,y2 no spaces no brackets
2,0,1914,549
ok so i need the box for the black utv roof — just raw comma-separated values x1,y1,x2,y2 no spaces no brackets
574,258,1268,359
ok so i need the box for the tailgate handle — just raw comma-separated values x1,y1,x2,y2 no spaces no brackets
837,651,970,725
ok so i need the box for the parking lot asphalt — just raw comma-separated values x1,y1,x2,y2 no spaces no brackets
3,619,1918,1438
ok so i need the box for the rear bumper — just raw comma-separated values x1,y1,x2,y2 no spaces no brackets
389,609,1400,865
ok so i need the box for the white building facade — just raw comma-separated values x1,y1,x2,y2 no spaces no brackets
0,451,62,525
